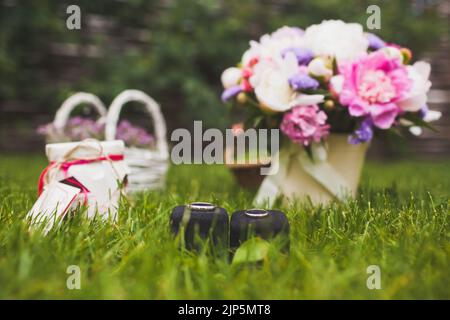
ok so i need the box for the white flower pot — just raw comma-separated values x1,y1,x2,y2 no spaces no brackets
254,134,369,206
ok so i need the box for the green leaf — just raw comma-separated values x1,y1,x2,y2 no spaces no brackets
232,238,270,264
401,113,439,132
252,115,264,128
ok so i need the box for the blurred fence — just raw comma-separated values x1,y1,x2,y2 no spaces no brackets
395,0,450,159
0,1,448,159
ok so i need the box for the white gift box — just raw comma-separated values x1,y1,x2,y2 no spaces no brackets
28,140,130,233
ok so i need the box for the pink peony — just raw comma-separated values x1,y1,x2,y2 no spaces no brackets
338,51,412,129
280,105,330,146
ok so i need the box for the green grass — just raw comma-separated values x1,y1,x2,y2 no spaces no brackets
0,155,449,299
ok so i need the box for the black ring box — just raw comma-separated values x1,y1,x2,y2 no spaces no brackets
230,209,290,252
170,202,229,250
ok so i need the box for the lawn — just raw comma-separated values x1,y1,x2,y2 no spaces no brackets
0,154,448,299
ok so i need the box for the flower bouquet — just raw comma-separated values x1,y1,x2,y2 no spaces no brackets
220,20,441,206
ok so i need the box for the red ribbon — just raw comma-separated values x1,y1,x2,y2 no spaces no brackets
63,177,91,206
37,154,124,195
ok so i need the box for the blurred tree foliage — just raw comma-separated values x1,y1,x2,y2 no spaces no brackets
0,0,446,130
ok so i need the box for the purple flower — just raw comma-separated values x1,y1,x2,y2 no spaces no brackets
137,131,154,146
349,118,373,144
65,117,104,141
419,104,429,119
281,47,314,65
367,33,386,50
67,116,84,126
288,74,320,90
37,116,155,148
116,120,155,148
119,120,132,129
38,117,103,140
221,85,242,102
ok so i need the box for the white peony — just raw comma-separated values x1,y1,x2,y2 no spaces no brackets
251,53,324,112
398,61,432,112
221,67,242,89
241,26,305,66
250,53,296,112
304,20,368,62
253,67,293,112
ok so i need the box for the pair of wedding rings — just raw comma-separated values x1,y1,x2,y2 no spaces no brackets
187,202,269,217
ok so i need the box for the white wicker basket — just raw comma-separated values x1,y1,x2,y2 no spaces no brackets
48,92,107,142
105,89,169,192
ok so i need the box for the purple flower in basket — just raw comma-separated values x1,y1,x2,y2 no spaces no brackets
116,120,134,141
118,119,132,130
37,116,155,148
116,120,155,148
36,116,105,141
66,117,104,141
348,118,374,145
137,131,154,146
67,116,84,126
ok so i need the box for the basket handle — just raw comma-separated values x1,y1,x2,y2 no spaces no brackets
105,89,168,156
53,92,107,130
